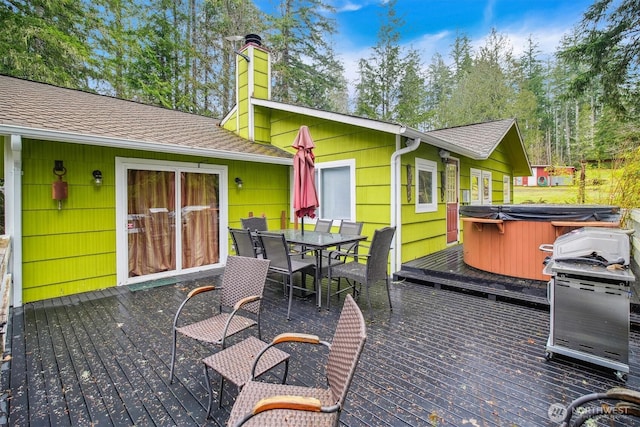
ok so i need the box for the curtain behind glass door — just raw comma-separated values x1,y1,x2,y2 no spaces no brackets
181,172,220,268
127,170,176,277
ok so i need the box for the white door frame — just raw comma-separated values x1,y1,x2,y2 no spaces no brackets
115,157,228,286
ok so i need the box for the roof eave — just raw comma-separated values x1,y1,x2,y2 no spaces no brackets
251,98,471,152
0,125,293,165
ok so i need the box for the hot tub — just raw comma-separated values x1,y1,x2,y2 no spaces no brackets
460,205,621,281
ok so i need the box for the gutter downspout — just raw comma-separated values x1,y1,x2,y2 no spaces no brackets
390,136,421,274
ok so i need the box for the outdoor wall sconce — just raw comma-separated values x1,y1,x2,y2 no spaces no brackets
92,170,103,186
439,149,450,163
52,160,68,210
235,177,243,189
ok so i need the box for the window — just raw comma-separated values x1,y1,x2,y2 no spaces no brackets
313,159,356,222
470,168,481,205
415,158,437,213
470,168,492,205
482,171,492,204
503,175,511,203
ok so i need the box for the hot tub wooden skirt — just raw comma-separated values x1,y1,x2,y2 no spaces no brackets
462,218,557,281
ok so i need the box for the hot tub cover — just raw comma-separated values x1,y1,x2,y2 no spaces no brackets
460,204,621,222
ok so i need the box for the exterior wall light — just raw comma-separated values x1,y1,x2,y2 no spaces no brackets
92,170,103,186
235,177,243,189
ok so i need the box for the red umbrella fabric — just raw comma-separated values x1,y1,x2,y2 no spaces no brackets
292,126,319,224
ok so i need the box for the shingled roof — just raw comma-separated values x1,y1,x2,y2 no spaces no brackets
0,75,291,163
424,119,518,159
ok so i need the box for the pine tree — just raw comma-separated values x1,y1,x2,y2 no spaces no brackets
266,0,347,110
0,0,92,89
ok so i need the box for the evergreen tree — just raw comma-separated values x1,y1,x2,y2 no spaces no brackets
558,0,640,118
0,0,93,89
439,29,517,127
354,0,404,120
424,53,452,130
355,0,428,125
450,31,473,82
266,0,347,110
395,49,429,130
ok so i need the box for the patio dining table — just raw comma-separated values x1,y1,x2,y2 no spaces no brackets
272,229,367,309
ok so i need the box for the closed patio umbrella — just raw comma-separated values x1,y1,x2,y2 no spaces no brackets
292,126,319,233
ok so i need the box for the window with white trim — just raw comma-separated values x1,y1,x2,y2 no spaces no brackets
470,168,481,205
503,175,511,203
482,171,492,204
470,168,492,205
415,158,438,213
314,159,356,222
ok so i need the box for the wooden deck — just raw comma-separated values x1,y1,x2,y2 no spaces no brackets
1,258,639,426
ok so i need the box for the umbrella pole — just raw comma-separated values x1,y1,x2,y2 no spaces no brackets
301,216,304,234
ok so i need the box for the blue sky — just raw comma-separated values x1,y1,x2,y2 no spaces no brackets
254,0,595,83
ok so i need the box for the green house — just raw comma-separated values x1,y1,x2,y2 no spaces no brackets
0,36,530,306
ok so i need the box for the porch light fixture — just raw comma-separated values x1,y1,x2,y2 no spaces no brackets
438,149,450,163
92,170,103,186
235,177,243,189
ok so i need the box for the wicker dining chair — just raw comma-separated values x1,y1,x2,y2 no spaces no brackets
256,231,316,320
327,226,396,316
227,293,366,427
169,256,270,383
229,228,258,258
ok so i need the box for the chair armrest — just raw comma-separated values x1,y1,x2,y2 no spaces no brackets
250,333,330,380
233,396,341,427
233,295,261,311
173,285,218,329
186,285,217,298
273,332,320,345
327,248,370,266
220,295,262,347
254,395,322,414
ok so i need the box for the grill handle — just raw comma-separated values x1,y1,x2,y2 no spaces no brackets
539,244,554,253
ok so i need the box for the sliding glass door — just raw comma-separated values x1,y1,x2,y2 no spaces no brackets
117,159,227,285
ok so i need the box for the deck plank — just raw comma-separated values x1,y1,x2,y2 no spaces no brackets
3,268,640,426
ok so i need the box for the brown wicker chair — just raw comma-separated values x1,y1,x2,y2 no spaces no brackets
169,256,270,383
227,293,366,427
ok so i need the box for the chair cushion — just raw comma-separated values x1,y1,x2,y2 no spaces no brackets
176,313,256,344
227,380,337,427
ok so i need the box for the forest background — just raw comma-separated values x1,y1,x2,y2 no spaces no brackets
1,0,639,209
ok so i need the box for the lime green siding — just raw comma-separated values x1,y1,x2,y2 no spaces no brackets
257,106,519,264
20,139,289,302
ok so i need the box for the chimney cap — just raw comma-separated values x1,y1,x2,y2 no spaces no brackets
244,34,262,46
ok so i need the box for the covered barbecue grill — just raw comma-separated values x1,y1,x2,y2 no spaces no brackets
542,227,635,381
